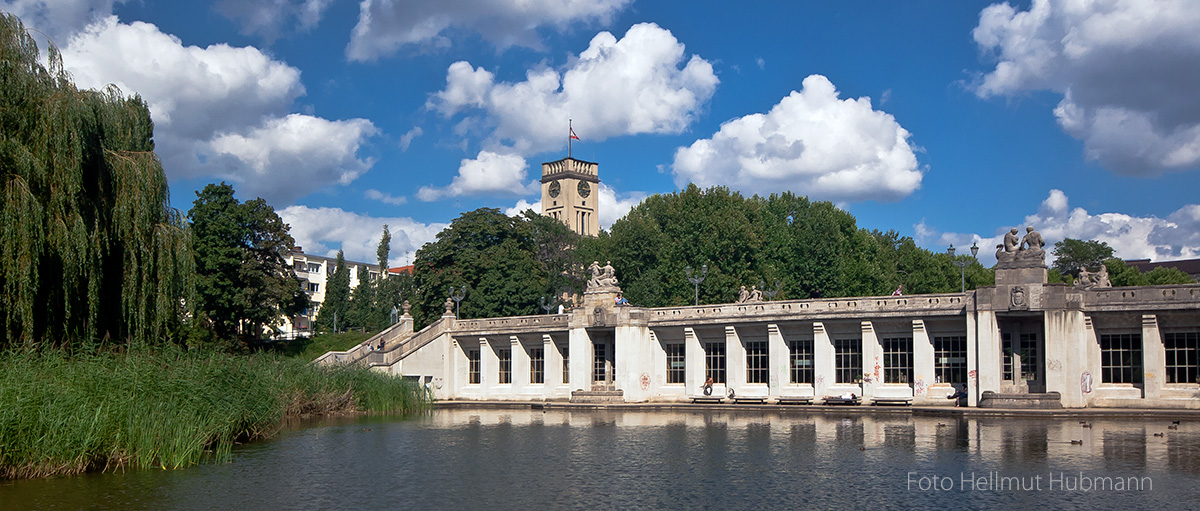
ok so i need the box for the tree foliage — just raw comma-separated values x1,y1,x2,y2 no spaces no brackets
1103,259,1195,287
0,13,192,349
581,185,990,307
188,183,307,346
411,208,576,328
1052,238,1115,277
316,251,350,331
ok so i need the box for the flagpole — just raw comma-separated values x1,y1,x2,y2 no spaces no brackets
568,118,572,159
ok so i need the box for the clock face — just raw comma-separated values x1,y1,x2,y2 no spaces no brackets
548,180,561,198
577,181,591,198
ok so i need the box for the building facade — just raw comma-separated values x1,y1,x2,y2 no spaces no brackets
278,248,381,338
541,157,600,237
334,254,1200,409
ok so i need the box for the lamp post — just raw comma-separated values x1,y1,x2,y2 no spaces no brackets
948,242,979,293
449,285,466,318
685,265,708,306
539,295,556,315
758,279,782,301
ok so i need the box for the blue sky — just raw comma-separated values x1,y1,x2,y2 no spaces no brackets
6,0,1200,267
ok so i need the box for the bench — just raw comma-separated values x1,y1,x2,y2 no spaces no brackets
691,396,725,404
776,396,814,405
871,397,913,406
733,396,767,404
822,397,861,405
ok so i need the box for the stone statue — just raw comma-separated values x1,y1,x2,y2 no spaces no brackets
1003,228,1020,253
585,260,621,292
1076,267,1092,288
1020,226,1045,254
737,285,749,303
1095,264,1111,288
747,285,763,302
444,297,455,315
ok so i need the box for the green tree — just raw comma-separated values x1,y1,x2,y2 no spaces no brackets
1052,238,1115,277
189,183,307,346
1103,259,1195,287
0,13,193,349
412,208,550,327
317,251,350,332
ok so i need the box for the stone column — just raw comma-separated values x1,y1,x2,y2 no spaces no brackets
450,339,463,399
511,335,526,395
726,326,746,393
912,319,934,402
1082,314,1100,406
1143,314,1163,400
973,309,999,406
685,327,704,395
768,324,788,395
568,327,589,392
480,337,495,399
1045,310,1088,407
813,322,834,398
544,334,560,388
861,321,878,399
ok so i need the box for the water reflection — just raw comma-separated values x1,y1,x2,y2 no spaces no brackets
3,409,1198,509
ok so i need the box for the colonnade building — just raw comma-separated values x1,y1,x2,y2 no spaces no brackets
319,241,1200,409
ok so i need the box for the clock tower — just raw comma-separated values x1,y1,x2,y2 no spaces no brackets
541,157,600,237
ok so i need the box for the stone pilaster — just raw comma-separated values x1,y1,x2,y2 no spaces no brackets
861,320,878,398
480,337,494,398
1143,314,1163,400
912,319,933,401
685,327,704,393
813,322,833,398
726,326,746,392
768,324,788,394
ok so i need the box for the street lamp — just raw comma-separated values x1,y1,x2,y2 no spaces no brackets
758,279,782,301
685,265,708,306
539,295,556,315
449,285,466,318
948,242,979,293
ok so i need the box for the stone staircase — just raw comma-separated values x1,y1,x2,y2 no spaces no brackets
570,383,625,404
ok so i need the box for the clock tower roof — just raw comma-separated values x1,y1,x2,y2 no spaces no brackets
540,157,599,183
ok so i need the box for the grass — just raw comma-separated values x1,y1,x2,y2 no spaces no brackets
259,331,377,361
0,347,429,479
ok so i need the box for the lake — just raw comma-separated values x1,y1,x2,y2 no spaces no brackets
4,407,1199,509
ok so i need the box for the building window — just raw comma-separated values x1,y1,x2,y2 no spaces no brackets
294,261,307,272
705,342,726,384
881,336,912,384
307,262,321,273
933,335,967,385
467,349,480,384
593,343,607,382
1002,333,1013,381
1020,332,1039,382
666,343,685,384
530,347,544,384
834,338,862,384
746,340,768,384
1100,333,1143,384
788,340,813,384
497,348,512,384
561,345,569,384
306,282,319,293
1165,332,1199,384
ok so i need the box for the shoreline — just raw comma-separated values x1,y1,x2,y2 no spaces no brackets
433,400,1200,420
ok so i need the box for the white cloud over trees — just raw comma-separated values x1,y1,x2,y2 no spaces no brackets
672,74,922,203
973,0,1200,174
279,205,447,267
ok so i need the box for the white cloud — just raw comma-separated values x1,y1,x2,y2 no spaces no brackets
505,199,541,217
972,0,1200,174
428,23,718,156
279,205,447,267
365,189,407,206
916,190,1200,266
0,0,124,45
346,0,632,61
57,16,377,205
671,74,922,203
215,0,333,41
416,151,534,201
398,126,423,151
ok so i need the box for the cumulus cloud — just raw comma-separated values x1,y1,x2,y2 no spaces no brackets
215,0,333,42
917,190,1200,266
58,16,377,205
346,0,632,61
417,151,534,201
972,0,1200,174
428,23,718,156
671,74,922,203
505,199,541,217
365,189,407,206
279,205,447,267
0,0,124,45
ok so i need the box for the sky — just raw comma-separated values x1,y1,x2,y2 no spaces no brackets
5,0,1200,269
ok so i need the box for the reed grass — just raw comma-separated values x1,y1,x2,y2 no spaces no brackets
0,348,429,479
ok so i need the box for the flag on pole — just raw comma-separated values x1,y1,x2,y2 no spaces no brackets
570,127,580,140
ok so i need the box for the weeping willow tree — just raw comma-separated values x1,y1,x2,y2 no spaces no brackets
0,12,193,350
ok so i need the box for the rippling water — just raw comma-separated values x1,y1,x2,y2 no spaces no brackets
4,408,1199,509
